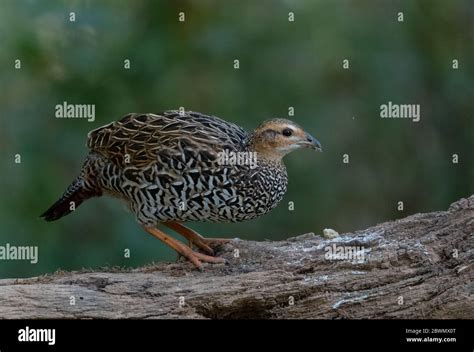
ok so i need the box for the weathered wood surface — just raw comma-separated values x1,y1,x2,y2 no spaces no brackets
0,196,472,319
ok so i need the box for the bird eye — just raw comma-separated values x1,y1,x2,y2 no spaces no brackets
282,128,293,137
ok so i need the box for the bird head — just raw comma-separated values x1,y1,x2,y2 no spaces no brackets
248,118,322,161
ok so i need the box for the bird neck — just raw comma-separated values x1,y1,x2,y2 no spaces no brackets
247,138,285,164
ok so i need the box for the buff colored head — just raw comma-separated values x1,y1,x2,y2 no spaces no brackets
249,118,322,160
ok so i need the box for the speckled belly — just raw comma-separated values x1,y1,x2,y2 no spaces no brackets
99,161,288,226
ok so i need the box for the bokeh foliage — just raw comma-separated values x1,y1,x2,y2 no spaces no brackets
0,0,472,277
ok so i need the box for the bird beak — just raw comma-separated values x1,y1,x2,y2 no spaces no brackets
300,132,323,152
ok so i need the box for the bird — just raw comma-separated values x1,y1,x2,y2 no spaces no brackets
41,110,322,268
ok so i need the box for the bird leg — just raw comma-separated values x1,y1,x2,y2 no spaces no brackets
143,226,225,269
164,222,214,255
164,222,232,255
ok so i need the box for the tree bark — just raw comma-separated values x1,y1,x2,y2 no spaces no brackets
1,196,472,319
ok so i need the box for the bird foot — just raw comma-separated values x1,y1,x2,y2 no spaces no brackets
184,250,226,270
144,226,226,269
164,222,232,256
187,237,231,256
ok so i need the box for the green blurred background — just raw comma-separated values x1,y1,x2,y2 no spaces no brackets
1,0,472,278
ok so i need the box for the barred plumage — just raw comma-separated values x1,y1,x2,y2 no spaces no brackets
42,110,322,268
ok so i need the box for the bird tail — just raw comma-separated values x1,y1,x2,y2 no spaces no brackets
40,177,98,222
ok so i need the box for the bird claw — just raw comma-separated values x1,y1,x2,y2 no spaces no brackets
187,251,226,270
189,237,232,256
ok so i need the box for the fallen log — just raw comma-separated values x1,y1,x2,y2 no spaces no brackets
0,196,472,319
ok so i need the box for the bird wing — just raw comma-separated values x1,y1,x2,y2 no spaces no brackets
86,111,248,168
